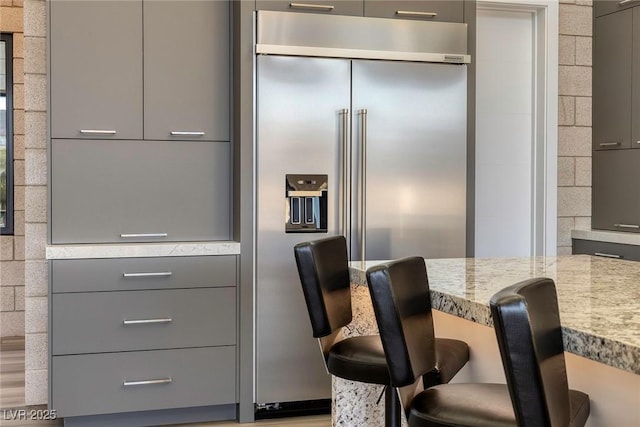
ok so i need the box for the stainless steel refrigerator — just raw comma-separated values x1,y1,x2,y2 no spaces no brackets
255,11,468,406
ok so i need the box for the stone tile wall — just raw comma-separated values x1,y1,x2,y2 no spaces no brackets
558,0,593,255
0,0,26,338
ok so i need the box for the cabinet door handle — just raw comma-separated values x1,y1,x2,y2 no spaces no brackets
170,131,205,136
80,129,117,135
122,272,173,278
594,252,622,259
599,142,621,147
123,378,173,387
120,233,168,238
614,223,640,229
122,318,173,325
289,3,334,11
619,0,639,6
396,11,437,18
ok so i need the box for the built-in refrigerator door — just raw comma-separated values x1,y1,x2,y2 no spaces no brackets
351,60,467,260
256,55,351,403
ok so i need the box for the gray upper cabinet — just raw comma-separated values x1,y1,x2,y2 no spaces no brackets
594,0,640,17
144,1,230,141
50,0,143,140
592,150,640,232
255,0,363,16
593,8,633,150
633,7,640,148
364,0,464,22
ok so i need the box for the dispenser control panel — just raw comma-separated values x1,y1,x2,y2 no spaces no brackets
285,174,328,233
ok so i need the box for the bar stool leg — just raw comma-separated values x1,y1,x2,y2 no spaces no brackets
384,386,401,427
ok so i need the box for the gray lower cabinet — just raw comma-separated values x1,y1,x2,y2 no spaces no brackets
592,150,640,232
50,139,230,244
633,6,640,148
49,256,238,419
572,238,640,261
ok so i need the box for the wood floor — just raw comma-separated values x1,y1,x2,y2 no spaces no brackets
0,337,330,427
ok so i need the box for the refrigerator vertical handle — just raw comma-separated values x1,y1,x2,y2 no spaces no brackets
340,109,350,242
359,109,368,262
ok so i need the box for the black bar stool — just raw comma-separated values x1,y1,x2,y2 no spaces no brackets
294,237,470,427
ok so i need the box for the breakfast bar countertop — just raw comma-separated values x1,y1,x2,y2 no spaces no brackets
349,255,640,374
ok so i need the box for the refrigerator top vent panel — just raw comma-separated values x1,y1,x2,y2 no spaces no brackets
256,10,470,64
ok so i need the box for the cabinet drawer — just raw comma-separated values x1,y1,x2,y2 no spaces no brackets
256,0,364,16
51,139,230,244
594,0,640,18
52,287,236,355
572,239,640,261
51,346,236,417
51,256,236,293
364,0,464,23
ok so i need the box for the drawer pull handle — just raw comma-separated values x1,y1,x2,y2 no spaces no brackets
289,3,335,11
619,0,639,6
120,233,168,238
123,318,173,325
396,10,437,18
614,223,640,229
122,272,173,278
123,378,173,387
599,141,621,147
80,129,117,135
594,252,622,259
170,131,205,136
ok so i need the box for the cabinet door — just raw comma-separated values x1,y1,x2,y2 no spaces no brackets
50,1,143,140
51,139,230,244
144,1,230,141
592,150,640,232
256,0,363,16
364,0,464,23
594,10,633,150
633,7,640,148
594,0,639,18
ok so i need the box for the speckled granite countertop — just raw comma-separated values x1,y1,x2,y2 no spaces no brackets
349,255,640,374
572,229,640,246
46,241,240,259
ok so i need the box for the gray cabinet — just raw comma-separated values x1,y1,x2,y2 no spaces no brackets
594,0,640,18
144,0,230,141
593,8,632,150
572,238,640,261
633,7,640,147
49,256,238,418
256,0,465,22
50,0,143,140
50,140,231,244
592,150,640,232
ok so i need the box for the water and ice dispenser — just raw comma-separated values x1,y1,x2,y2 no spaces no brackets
285,174,328,233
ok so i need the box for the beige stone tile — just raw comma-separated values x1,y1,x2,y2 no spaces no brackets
557,246,573,256
13,57,24,84
15,285,24,311
14,134,25,160
24,36,46,74
575,217,592,230
576,0,593,5
25,332,47,370
0,310,24,336
13,108,25,135
1,236,14,260
0,0,14,6
25,367,48,406
25,186,47,223
25,260,47,297
559,0,576,3
559,96,575,126
558,187,591,217
23,0,46,38
24,74,47,112
14,235,25,260
13,32,24,58
13,0,24,6
25,148,47,186
558,156,575,186
559,4,592,36
0,286,15,311
575,36,592,66
558,126,592,156
14,209,25,236
1,260,24,287
13,83,24,110
14,185,25,210
0,6,24,32
575,97,591,127
25,111,47,149
559,35,575,65
575,156,592,187
24,223,46,261
24,295,47,334
559,66,592,96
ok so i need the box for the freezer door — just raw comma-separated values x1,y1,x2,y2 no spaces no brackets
256,55,351,403
351,60,467,260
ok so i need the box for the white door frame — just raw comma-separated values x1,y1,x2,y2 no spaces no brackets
477,0,558,256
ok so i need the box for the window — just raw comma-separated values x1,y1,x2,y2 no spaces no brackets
0,33,13,235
